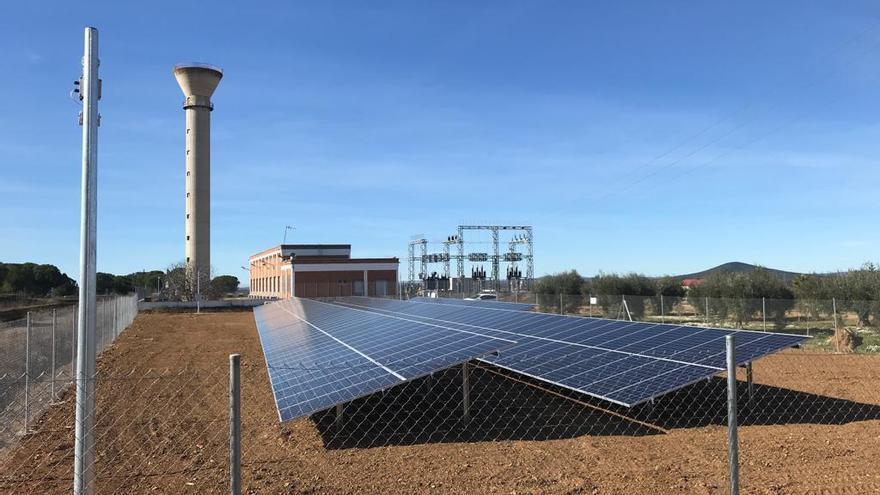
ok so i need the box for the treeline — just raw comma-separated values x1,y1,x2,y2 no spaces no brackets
99,269,240,298
1,262,240,299
0,263,77,296
688,269,793,328
533,270,685,317
793,263,880,326
535,263,880,327
97,270,165,295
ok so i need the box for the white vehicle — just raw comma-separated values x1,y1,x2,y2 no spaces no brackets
465,291,497,301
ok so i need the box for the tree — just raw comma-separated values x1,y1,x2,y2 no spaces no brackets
0,262,77,296
209,275,240,298
653,276,685,316
590,272,656,319
534,270,584,312
161,261,215,301
689,267,793,329
838,263,880,327
792,273,834,320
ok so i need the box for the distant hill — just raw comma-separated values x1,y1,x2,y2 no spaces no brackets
674,262,804,283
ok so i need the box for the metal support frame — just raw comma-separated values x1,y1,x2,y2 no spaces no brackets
745,361,754,406
622,297,633,322
726,335,740,495
74,25,100,495
229,354,241,495
462,362,470,422
490,228,500,292
335,403,344,426
411,225,534,296
407,237,428,294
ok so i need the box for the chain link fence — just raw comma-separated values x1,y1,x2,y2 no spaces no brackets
489,292,879,353
0,294,137,455
1,299,880,493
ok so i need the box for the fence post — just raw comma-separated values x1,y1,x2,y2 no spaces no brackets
762,297,766,332
832,297,839,352
51,308,57,401
72,303,77,387
559,293,564,315
229,354,241,495
24,311,31,433
660,294,665,323
705,296,709,325
726,335,740,495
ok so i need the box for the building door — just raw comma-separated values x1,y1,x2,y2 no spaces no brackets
376,280,388,297
353,280,365,296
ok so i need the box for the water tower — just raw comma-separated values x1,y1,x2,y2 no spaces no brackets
173,63,222,283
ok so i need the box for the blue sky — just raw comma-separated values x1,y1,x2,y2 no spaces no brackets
2,1,880,282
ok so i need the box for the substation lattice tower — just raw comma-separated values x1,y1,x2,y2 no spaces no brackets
407,236,427,289
408,225,533,293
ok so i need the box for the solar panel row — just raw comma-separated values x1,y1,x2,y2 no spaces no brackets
254,298,515,421
330,297,808,407
411,296,535,311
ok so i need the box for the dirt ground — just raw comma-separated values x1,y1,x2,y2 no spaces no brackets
2,310,880,494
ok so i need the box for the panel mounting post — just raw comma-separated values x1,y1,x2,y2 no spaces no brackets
335,403,344,427
462,362,471,423
745,361,753,407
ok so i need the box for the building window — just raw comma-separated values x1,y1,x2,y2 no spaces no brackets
186,214,190,219
186,257,190,262
186,171,190,176
186,235,190,240
186,192,190,198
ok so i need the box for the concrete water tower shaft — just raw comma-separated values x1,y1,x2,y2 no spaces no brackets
173,63,222,281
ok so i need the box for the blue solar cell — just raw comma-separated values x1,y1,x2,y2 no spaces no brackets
329,297,808,407
254,298,515,421
411,296,534,311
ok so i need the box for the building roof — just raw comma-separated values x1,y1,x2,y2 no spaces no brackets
249,244,352,260
283,257,399,265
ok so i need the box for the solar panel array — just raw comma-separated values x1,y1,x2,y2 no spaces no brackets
254,298,515,421
330,297,808,407
411,296,535,311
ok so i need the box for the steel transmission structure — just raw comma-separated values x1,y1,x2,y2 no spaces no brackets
407,225,533,294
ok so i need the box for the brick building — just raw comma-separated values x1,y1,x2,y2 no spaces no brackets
248,244,399,299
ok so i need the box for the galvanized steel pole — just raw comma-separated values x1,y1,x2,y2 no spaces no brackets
726,335,740,495
74,26,100,495
228,354,241,495
51,308,57,400
24,311,31,432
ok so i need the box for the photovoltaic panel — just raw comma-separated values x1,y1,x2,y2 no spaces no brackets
254,298,515,421
411,296,534,311
329,297,808,407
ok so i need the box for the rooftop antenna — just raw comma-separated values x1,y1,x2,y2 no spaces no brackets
283,225,295,243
